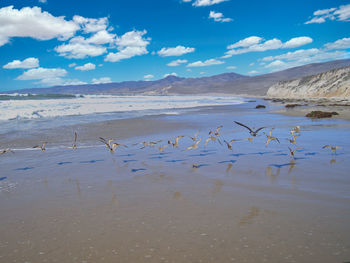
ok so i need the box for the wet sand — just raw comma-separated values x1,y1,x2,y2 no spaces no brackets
1,100,350,263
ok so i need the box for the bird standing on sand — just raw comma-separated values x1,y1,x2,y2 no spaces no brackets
265,128,280,147
234,121,265,137
322,145,341,154
33,142,47,152
184,138,201,151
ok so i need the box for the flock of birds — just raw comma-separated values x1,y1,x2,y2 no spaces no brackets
0,121,342,159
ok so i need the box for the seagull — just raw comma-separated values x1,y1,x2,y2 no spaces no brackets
288,131,300,145
154,145,168,151
204,136,216,147
99,137,116,153
224,139,239,150
209,125,223,137
33,142,47,152
234,121,265,137
168,136,184,148
265,128,280,147
288,147,302,159
189,131,200,141
139,140,162,149
67,132,78,150
322,145,341,154
0,148,14,155
292,126,301,133
111,142,128,150
184,138,201,151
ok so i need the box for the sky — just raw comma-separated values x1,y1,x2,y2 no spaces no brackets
0,0,349,91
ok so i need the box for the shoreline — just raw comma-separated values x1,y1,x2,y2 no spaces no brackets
1,98,350,263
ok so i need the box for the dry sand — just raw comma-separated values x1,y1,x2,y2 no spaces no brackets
1,100,350,263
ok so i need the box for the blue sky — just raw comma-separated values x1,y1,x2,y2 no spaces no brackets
0,0,349,91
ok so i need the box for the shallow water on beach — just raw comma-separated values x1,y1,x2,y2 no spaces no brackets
1,101,350,263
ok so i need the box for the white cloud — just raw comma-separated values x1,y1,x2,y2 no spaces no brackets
15,67,75,86
324,37,350,50
182,0,192,2
55,36,107,58
163,72,178,78
227,36,262,49
144,74,154,80
0,6,79,47
226,65,237,70
105,30,150,62
16,67,67,80
305,4,350,24
39,78,87,86
38,0,47,3
92,77,112,84
248,70,259,75
157,46,195,57
193,0,229,7
73,15,109,33
68,63,77,68
3,57,39,69
167,59,188,66
223,36,313,58
187,58,224,67
249,63,254,66
75,62,96,71
264,60,287,69
209,11,232,22
262,48,349,71
283,37,313,49
87,30,116,45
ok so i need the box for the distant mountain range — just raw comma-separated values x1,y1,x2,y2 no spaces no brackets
9,59,350,96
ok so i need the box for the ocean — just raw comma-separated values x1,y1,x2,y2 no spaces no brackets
0,93,246,136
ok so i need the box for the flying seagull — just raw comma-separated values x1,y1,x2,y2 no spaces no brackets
184,138,201,151
99,137,118,153
265,128,280,147
322,145,341,154
67,132,78,150
168,136,184,148
0,148,14,155
288,147,302,159
234,121,265,137
209,125,223,137
189,131,200,141
224,139,239,150
33,142,47,152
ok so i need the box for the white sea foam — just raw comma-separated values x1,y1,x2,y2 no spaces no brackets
0,95,245,121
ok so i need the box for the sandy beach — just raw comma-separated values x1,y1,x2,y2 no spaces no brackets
1,99,350,263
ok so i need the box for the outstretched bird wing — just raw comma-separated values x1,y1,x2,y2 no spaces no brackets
234,121,253,133
254,127,266,134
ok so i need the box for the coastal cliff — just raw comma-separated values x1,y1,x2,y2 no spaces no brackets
267,66,350,99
